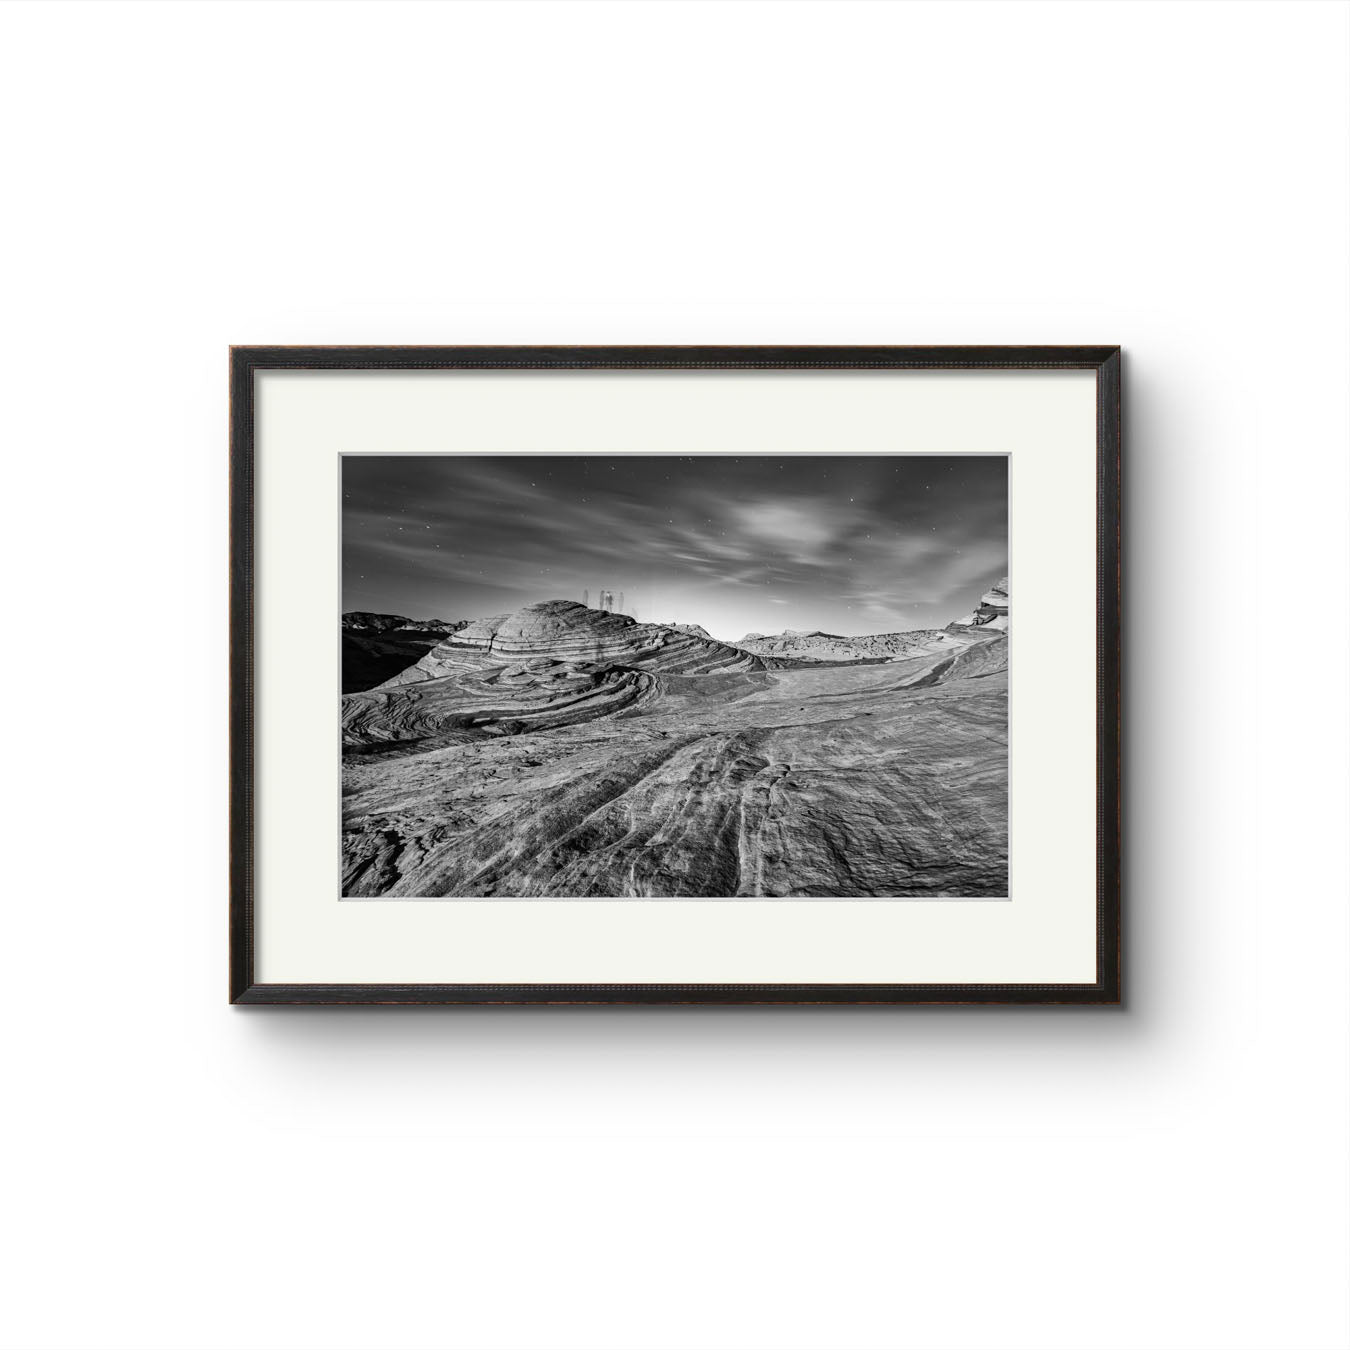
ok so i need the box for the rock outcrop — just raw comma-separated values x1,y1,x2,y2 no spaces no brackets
342,612,463,634
734,627,967,663
950,576,1009,631
341,613,469,692
735,579,1010,663
382,601,762,686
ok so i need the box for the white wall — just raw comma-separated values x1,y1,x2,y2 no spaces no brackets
2,3,1346,1349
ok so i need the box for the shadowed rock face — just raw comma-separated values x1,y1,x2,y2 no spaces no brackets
341,599,1009,899
340,612,469,693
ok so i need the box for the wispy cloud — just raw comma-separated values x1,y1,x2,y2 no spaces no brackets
343,455,1006,639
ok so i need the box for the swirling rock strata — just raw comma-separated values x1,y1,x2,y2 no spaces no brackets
383,601,761,685
342,618,1009,899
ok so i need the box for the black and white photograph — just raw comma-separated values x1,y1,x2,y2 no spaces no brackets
11,3,1350,1350
341,454,1009,899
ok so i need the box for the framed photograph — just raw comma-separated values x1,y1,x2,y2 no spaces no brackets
230,345,1120,1005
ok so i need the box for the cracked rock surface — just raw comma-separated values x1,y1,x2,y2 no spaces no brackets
341,600,1008,898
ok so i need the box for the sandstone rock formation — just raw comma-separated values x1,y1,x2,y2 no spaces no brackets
734,628,964,662
341,598,1008,899
736,579,1010,661
341,612,468,693
950,576,1010,631
382,601,761,686
343,612,463,634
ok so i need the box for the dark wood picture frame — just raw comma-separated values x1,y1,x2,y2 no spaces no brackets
230,345,1121,1006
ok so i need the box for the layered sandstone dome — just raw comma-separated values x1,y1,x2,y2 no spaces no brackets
381,600,762,687
457,601,640,656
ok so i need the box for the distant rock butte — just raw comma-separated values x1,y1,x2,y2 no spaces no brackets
342,611,464,634
739,628,852,644
950,576,1009,631
737,578,1010,660
735,628,963,662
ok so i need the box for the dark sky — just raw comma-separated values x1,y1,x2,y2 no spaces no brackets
342,455,1007,641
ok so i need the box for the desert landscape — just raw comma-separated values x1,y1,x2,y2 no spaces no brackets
341,452,1008,899
340,578,1009,898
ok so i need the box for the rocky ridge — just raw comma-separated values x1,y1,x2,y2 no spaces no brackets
736,577,1010,661
734,627,968,663
342,612,469,693
343,612,464,634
